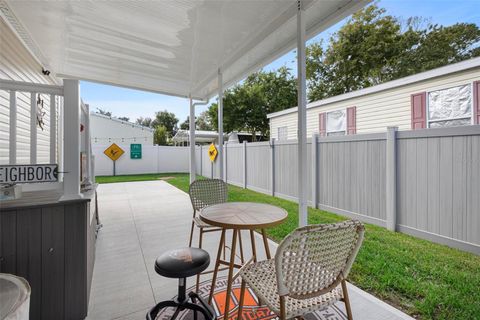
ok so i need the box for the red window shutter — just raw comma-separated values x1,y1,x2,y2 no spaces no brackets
474,81,480,125
319,112,326,136
411,92,426,129
347,106,357,134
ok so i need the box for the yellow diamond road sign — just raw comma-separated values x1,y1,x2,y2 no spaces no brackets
104,143,125,161
208,144,218,162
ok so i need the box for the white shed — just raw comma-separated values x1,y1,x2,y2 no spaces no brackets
90,113,154,146
268,57,480,140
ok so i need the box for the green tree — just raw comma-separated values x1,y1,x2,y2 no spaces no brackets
152,110,179,137
208,67,297,139
117,116,130,122
136,117,153,127
306,4,480,101
96,108,112,117
197,111,213,131
179,116,190,130
153,125,168,145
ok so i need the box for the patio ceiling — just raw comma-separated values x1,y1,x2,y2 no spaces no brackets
2,0,369,100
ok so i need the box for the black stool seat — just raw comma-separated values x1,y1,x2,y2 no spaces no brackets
147,248,216,320
155,247,210,278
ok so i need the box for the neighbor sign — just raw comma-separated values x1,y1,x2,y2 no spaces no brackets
104,143,125,161
130,144,142,159
0,164,58,184
208,144,218,162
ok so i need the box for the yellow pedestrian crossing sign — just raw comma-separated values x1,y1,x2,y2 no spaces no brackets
104,143,125,161
208,144,218,162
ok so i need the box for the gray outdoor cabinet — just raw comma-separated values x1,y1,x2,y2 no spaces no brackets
0,190,96,320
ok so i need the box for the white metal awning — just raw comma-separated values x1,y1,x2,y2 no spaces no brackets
1,0,368,100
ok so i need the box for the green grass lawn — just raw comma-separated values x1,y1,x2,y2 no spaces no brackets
97,173,480,320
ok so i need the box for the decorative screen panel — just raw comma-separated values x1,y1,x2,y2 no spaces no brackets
326,110,346,134
428,84,472,122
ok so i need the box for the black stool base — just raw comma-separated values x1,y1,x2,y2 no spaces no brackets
146,283,215,320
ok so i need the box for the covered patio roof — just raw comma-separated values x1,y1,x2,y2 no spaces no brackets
1,0,368,100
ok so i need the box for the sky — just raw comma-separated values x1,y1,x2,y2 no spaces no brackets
80,0,480,125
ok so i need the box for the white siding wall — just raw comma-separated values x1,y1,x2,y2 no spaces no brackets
270,68,480,139
0,18,58,164
90,114,154,145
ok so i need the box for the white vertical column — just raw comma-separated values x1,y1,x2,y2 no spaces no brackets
270,138,275,196
243,140,247,188
297,0,308,227
386,126,398,231
30,92,37,164
311,134,319,208
49,94,57,163
9,90,17,164
217,68,224,180
58,98,64,181
60,79,82,200
189,97,196,184
84,103,93,185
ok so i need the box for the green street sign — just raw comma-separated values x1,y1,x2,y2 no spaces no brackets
130,144,142,159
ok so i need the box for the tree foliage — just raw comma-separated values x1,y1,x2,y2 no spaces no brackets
152,110,179,137
117,116,130,122
96,108,112,117
136,117,153,127
306,4,480,101
207,67,297,139
153,125,168,145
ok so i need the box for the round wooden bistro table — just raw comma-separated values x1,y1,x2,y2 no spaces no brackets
200,202,287,319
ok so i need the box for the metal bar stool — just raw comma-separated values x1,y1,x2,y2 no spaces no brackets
146,248,216,320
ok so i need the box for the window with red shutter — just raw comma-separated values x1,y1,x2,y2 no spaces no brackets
319,113,326,136
347,106,356,134
411,92,426,129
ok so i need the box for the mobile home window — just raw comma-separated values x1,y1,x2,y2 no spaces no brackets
428,84,472,128
278,126,288,140
326,110,346,136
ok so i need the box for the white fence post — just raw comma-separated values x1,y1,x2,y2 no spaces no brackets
200,145,203,177
311,134,319,208
243,140,247,188
270,138,275,196
224,142,228,183
49,94,57,163
386,126,398,231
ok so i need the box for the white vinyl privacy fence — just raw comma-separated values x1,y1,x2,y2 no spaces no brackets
93,127,480,254
199,125,480,255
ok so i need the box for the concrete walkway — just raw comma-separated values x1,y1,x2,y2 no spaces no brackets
86,180,412,320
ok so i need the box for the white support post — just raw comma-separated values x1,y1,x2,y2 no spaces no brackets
9,90,17,164
84,103,93,185
49,94,56,163
297,0,308,227
386,126,398,231
60,79,82,201
243,140,247,189
311,134,319,208
217,68,224,180
270,138,275,196
30,92,37,164
189,97,196,184
58,98,64,181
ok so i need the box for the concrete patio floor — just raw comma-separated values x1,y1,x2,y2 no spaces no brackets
86,180,413,320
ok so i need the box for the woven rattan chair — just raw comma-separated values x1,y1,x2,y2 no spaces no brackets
237,220,365,320
188,178,244,289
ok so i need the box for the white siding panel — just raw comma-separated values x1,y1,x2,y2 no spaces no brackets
271,67,480,139
0,18,57,164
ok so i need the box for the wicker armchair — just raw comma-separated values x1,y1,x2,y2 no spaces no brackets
188,178,244,289
237,220,365,320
